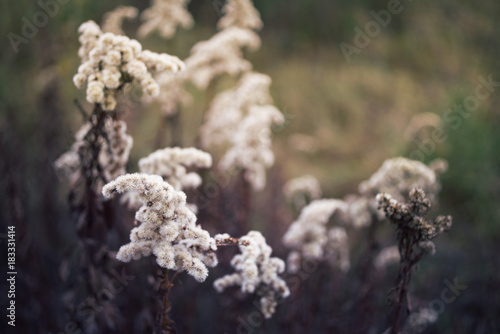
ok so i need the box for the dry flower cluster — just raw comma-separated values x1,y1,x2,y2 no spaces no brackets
138,147,212,191
73,20,184,111
283,174,322,208
138,0,194,39
283,199,350,273
217,0,263,31
55,118,133,190
214,231,290,318
101,6,138,35
184,27,261,89
54,1,456,333
103,173,217,282
202,72,284,190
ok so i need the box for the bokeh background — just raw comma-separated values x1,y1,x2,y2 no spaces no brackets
1,0,500,333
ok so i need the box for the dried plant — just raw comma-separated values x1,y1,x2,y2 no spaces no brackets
201,72,284,190
123,147,212,212
73,20,184,111
283,174,322,210
50,2,461,333
184,27,260,90
377,188,452,333
138,0,194,39
102,6,138,35
217,0,263,31
213,231,290,318
55,19,189,333
283,199,350,273
103,173,219,332
103,174,218,282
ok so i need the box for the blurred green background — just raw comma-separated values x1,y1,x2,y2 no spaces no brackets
1,0,500,333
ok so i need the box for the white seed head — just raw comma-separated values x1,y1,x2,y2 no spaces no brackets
213,231,289,318
283,199,350,273
185,27,261,89
217,0,263,31
283,175,322,208
201,72,283,190
138,0,194,39
74,20,184,111
103,173,217,282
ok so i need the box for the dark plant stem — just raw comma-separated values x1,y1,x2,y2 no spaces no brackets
65,103,122,330
160,269,179,333
391,232,415,334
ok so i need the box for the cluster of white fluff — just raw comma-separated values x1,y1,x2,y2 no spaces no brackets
343,195,373,229
103,174,217,282
218,105,284,190
138,0,194,39
73,21,185,111
184,27,261,89
283,175,322,208
101,6,138,35
124,147,211,212
201,72,275,148
139,147,212,190
324,227,350,272
283,199,350,273
213,231,290,318
374,245,400,269
55,119,133,190
359,157,443,203
217,0,263,31
149,71,192,116
201,72,283,190
353,157,447,225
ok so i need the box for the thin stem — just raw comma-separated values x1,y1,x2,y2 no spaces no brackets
391,232,414,334
161,269,179,333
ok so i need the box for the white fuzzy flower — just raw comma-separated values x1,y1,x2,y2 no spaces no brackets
217,0,263,31
138,0,194,39
74,20,184,111
283,175,322,208
213,231,289,318
55,119,133,190
325,227,350,272
359,157,441,203
103,174,218,282
343,195,372,229
185,27,260,89
123,147,212,210
359,157,444,222
102,6,139,35
201,72,283,190
147,71,192,115
283,199,350,273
